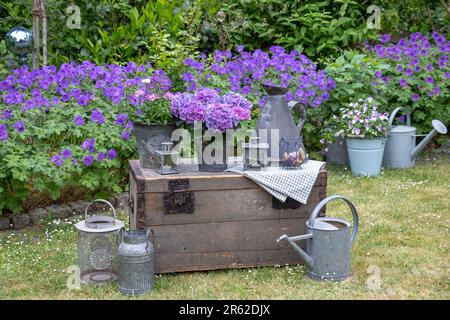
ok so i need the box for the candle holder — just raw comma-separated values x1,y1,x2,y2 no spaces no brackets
243,137,270,170
155,142,179,175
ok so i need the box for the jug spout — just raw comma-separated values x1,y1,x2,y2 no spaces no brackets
411,119,448,160
277,233,313,269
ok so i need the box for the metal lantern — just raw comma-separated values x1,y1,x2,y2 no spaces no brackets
5,27,33,65
118,229,155,295
75,199,124,285
155,141,179,175
243,137,269,170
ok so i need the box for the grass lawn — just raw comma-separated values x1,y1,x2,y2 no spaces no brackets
0,153,448,300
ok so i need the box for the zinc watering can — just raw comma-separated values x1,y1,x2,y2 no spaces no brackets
255,85,308,167
277,195,358,281
382,107,448,168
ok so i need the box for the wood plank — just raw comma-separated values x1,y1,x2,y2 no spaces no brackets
139,187,325,226
150,218,307,254
129,160,327,194
154,249,304,273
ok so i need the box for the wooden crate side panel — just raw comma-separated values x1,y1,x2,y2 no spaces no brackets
153,218,306,253
155,249,303,273
142,186,326,226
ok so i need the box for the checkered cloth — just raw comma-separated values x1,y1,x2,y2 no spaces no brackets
227,160,326,204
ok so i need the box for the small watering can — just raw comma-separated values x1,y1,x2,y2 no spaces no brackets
382,107,448,168
277,195,358,281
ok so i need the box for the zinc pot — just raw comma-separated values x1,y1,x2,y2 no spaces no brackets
134,122,177,169
346,137,386,176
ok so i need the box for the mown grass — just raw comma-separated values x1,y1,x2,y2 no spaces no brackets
0,154,448,300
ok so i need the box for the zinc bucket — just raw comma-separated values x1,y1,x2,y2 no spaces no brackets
134,122,177,169
346,138,385,176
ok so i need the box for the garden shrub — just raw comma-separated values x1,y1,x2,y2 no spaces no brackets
0,61,172,215
0,0,218,84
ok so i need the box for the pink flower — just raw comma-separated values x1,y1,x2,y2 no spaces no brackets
134,89,145,97
146,94,159,102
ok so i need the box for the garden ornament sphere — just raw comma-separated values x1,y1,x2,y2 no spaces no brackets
6,27,33,64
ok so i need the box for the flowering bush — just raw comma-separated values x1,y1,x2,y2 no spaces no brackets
367,32,450,132
170,87,252,132
322,97,389,144
181,46,335,110
0,61,172,214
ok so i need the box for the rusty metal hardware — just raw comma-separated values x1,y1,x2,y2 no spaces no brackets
163,179,195,214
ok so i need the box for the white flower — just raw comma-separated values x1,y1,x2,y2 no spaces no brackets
142,78,151,84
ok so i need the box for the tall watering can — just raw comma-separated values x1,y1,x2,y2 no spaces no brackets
382,107,447,168
255,85,308,167
277,195,358,281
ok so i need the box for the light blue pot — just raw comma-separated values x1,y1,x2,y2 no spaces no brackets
346,138,386,176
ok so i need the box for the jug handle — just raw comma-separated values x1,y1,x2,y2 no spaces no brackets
388,107,411,127
288,101,307,133
308,195,359,246
146,228,154,250
84,199,117,225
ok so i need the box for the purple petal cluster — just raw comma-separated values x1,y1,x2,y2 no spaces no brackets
170,89,252,132
181,46,334,109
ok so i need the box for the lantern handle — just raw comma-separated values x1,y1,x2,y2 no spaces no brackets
85,199,116,225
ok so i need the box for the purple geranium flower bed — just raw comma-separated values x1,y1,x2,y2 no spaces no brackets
181,46,335,110
0,60,172,213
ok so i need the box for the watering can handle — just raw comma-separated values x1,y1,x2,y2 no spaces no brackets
288,101,307,133
146,228,154,250
388,107,411,127
309,195,359,246
84,199,116,224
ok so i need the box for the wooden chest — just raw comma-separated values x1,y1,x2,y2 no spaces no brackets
129,160,327,273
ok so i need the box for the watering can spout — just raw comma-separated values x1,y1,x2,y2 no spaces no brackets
277,233,314,269
410,120,448,160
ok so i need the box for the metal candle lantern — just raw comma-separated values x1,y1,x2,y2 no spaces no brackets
75,199,124,285
118,229,155,295
155,141,179,175
5,27,33,65
243,137,269,170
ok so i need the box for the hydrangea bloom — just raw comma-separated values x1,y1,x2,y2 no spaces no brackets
170,89,252,132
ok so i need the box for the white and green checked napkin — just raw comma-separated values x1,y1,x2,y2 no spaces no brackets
227,160,326,204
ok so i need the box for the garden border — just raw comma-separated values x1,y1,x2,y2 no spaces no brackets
0,192,129,230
